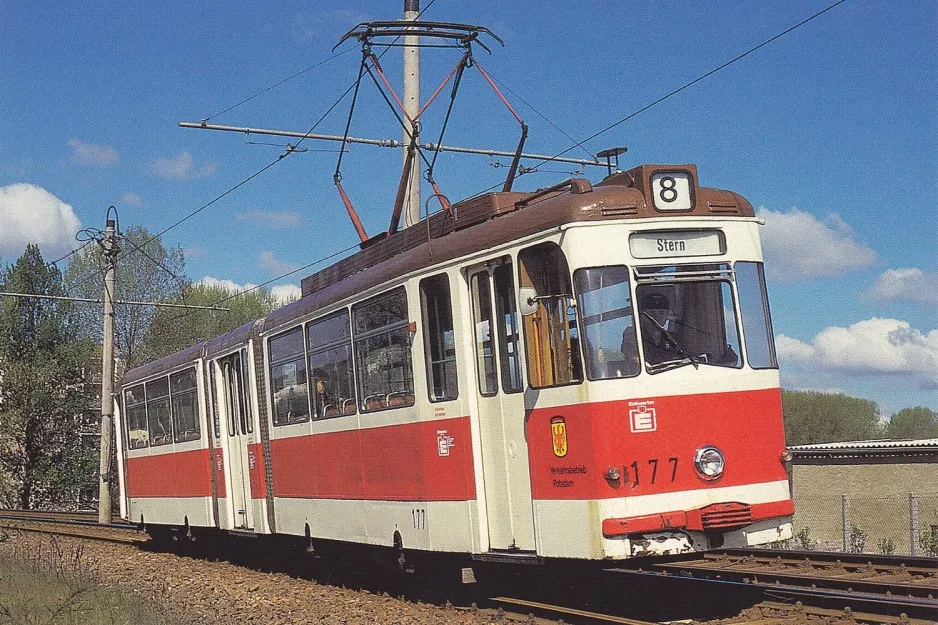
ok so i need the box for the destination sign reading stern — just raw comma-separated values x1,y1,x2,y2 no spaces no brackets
629,230,726,259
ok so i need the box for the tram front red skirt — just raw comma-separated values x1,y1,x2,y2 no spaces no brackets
601,499,794,537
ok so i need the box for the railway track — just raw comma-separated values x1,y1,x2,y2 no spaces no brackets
633,548,938,621
3,511,936,624
0,509,142,545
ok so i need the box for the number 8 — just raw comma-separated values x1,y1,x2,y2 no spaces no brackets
659,176,678,203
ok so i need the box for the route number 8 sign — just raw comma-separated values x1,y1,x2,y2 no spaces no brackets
651,171,694,211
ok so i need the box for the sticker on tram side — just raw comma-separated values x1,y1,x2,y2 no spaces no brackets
436,429,454,456
550,416,567,458
628,400,657,433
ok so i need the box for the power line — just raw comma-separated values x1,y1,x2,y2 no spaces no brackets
204,45,359,122
486,72,595,161
160,241,362,327
201,0,438,123
478,0,850,191
0,290,229,310
51,239,95,267
69,2,445,296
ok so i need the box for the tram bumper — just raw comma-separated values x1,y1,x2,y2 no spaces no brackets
601,499,794,557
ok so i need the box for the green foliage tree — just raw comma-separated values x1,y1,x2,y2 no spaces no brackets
886,406,938,440
781,389,884,445
0,245,98,509
140,282,281,362
64,225,186,373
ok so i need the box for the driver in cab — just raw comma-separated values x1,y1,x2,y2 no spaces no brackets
621,291,679,366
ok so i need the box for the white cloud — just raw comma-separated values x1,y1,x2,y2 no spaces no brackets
778,318,938,389
0,183,82,260
237,210,303,229
776,334,817,361
152,152,218,181
259,250,299,275
270,283,301,305
198,276,258,293
121,192,143,207
757,207,877,282
197,276,300,307
68,139,118,167
871,268,938,306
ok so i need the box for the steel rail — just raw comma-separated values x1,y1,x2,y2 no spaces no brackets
718,547,938,572
0,510,136,530
703,550,938,579
654,559,938,599
614,568,937,619
489,596,658,625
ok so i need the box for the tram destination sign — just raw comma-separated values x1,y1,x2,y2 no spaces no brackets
629,230,726,259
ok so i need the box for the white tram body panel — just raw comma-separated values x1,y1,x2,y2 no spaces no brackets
118,164,794,561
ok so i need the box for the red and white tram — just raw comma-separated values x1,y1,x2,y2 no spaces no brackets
115,163,794,563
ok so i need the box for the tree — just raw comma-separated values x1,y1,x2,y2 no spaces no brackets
782,389,884,445
64,225,186,373
140,282,281,362
0,245,98,509
886,406,938,440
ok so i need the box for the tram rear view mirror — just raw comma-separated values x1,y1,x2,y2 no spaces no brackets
519,287,539,316
519,289,576,316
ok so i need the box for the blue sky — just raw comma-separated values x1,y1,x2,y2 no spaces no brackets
1,1,935,416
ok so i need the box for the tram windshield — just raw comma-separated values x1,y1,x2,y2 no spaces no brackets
576,264,744,376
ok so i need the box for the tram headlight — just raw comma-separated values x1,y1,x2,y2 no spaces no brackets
694,446,725,481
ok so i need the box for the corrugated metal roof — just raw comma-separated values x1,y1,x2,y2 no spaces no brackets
789,438,938,454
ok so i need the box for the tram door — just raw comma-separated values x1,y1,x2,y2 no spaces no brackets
468,259,536,552
220,350,258,530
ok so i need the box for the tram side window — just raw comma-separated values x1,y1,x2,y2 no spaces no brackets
308,310,357,419
735,261,778,369
145,377,173,446
269,328,311,426
354,287,415,412
493,264,524,392
470,272,498,395
124,385,148,449
240,349,254,433
170,367,200,443
209,361,220,439
574,266,640,380
518,243,583,388
420,274,458,402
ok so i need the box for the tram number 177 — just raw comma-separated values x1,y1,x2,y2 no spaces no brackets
628,457,678,486
412,508,427,530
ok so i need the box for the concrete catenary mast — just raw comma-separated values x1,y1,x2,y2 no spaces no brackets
402,0,421,228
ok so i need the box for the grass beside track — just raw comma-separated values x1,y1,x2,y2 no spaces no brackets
0,529,173,625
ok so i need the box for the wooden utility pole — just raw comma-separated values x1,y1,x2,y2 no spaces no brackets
98,218,118,524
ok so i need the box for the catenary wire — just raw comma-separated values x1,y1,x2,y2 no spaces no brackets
68,1,442,295
202,0,437,122
158,241,362,327
469,0,849,198
487,72,595,161
204,45,359,122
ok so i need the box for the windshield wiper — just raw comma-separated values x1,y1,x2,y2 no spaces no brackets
642,312,699,368
646,358,697,374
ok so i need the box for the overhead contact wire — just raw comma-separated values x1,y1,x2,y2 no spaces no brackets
532,0,851,168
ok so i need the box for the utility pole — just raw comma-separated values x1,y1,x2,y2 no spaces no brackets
98,218,118,525
402,0,421,228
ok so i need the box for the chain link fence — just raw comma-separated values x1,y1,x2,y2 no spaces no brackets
768,492,938,555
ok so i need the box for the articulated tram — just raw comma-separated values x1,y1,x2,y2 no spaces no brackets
116,163,793,563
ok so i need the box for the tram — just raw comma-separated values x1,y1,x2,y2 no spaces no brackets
115,162,794,563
